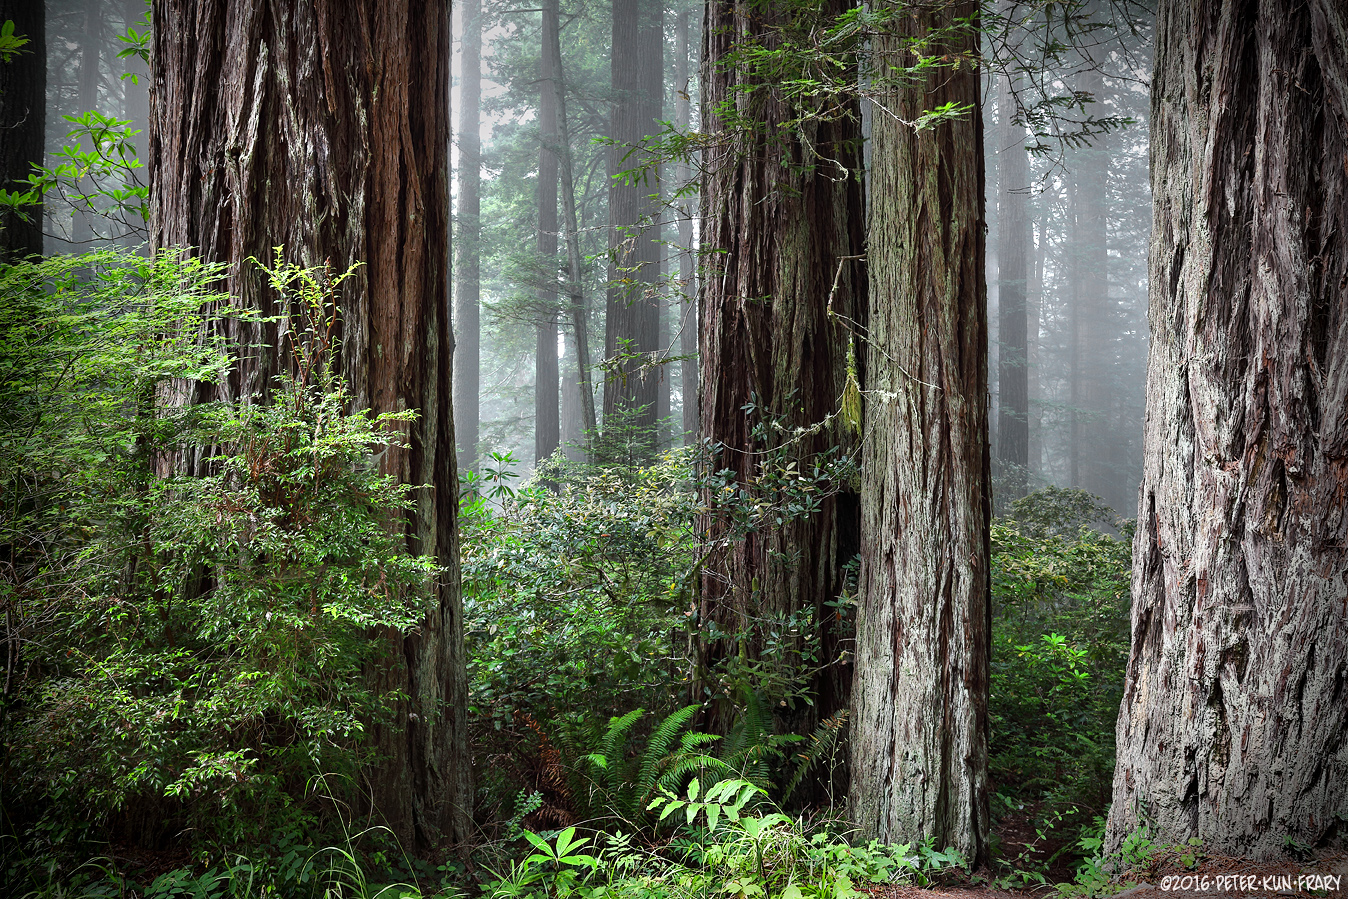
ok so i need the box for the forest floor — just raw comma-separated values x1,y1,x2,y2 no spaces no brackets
862,848,1348,899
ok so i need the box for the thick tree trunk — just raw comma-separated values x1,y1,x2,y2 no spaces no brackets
996,76,1029,499
535,6,560,467
603,0,662,454
0,0,44,261
1107,0,1348,859
455,0,483,473
848,0,990,865
149,0,470,852
697,0,864,746
674,3,698,444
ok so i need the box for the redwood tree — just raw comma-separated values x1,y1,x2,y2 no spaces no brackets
848,0,991,865
1107,0,1348,858
697,0,865,741
149,0,470,850
603,0,663,452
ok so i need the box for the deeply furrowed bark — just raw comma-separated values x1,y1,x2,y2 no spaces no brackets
697,0,865,752
1107,0,1348,858
848,0,990,865
149,0,470,851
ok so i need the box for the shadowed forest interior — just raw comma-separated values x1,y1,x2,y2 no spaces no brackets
1,0,1344,897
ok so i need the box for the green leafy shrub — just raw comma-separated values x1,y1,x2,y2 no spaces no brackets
1,252,436,870
988,488,1132,871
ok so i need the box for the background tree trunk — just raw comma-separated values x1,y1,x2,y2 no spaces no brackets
149,0,470,852
674,3,698,444
696,0,865,749
1068,66,1110,501
456,0,483,474
848,0,990,865
71,3,103,247
1107,0,1348,859
602,0,662,454
0,0,45,261
535,4,560,468
996,74,1029,500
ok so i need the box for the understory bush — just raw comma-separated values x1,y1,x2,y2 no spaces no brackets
1,252,435,881
988,488,1132,872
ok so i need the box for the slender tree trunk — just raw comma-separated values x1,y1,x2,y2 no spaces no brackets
603,0,662,454
674,3,698,444
1107,0,1348,859
543,0,597,445
1067,66,1109,497
1027,210,1044,483
848,0,990,865
149,0,470,851
996,75,1029,499
72,4,103,247
0,0,45,261
122,0,151,249
455,0,483,474
697,0,865,749
535,5,560,467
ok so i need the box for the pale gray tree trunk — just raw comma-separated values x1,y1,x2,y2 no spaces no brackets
849,0,991,866
456,0,483,473
1107,0,1348,859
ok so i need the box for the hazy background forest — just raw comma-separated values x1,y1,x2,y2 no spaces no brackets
3,0,1344,896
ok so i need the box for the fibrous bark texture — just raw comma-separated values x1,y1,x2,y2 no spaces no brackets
848,0,990,865
149,0,470,851
456,0,483,473
0,0,45,261
1107,0,1348,859
603,0,663,452
697,0,865,745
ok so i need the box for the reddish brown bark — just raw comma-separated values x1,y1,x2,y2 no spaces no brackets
149,0,469,851
697,0,865,745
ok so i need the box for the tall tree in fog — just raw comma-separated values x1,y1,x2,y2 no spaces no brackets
603,0,663,451
71,2,103,246
456,0,483,473
535,0,560,466
149,0,470,850
0,0,45,261
1068,66,1109,497
674,1,697,443
544,0,598,446
697,0,865,742
849,0,990,865
1108,0,1348,859
996,76,1030,498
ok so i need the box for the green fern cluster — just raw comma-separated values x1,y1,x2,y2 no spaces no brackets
579,705,733,827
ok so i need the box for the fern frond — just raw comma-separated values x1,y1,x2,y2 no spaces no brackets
783,710,849,802
636,704,700,801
